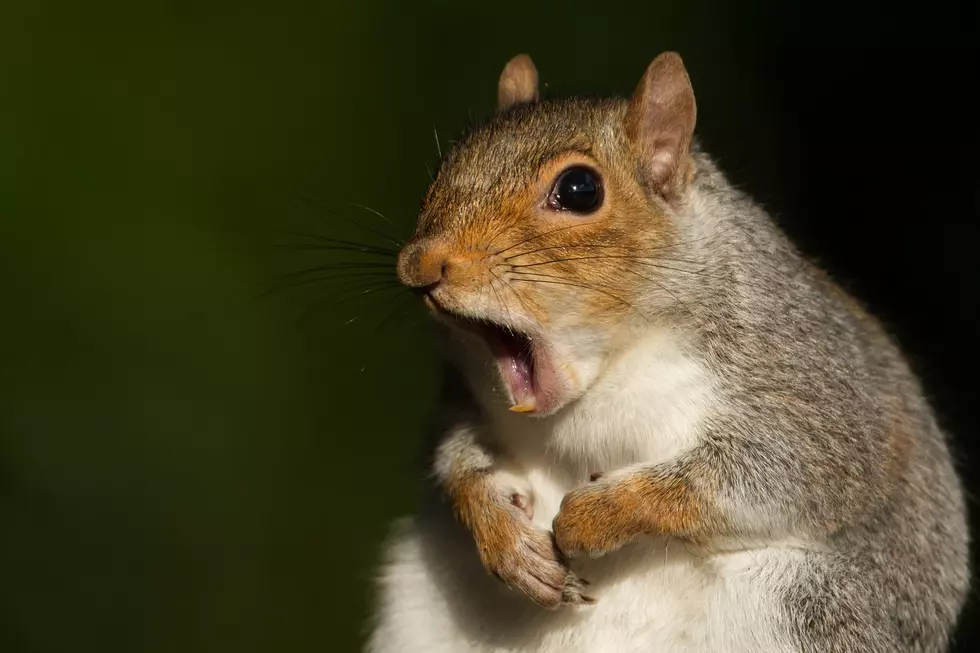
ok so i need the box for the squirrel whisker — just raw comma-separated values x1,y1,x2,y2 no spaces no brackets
505,242,705,264
274,244,398,257
370,292,418,335
273,263,397,278
489,270,537,318
294,282,407,326
261,270,399,299
298,194,408,249
508,275,649,322
267,228,400,256
485,221,601,261
349,202,407,246
505,266,690,317
510,255,725,280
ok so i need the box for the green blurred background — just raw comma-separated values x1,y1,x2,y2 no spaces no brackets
2,0,975,651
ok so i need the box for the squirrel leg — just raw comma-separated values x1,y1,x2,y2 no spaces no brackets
552,454,726,559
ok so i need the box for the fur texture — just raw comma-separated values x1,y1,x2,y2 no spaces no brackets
366,53,969,652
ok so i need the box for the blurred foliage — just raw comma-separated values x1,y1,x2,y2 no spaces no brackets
0,0,800,650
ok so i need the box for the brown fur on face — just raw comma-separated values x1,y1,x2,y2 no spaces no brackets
398,53,697,350
396,96,683,344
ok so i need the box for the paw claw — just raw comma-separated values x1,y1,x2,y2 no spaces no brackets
560,572,597,605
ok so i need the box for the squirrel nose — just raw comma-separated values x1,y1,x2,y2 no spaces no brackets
397,239,448,292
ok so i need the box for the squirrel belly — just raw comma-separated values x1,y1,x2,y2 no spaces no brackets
367,516,804,653
368,330,801,653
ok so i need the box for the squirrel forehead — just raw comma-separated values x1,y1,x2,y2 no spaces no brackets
418,98,628,230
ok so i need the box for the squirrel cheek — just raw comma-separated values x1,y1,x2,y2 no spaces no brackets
559,361,580,392
558,353,605,398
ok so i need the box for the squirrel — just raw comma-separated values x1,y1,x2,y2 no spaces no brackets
365,52,970,652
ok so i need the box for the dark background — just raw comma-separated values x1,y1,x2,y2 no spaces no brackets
1,0,976,651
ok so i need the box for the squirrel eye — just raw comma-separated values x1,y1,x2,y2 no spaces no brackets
547,166,603,214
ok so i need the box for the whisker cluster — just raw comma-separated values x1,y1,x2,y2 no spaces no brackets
482,228,733,322
260,201,414,334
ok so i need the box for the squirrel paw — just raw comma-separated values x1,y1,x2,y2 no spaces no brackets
553,475,644,559
478,491,595,609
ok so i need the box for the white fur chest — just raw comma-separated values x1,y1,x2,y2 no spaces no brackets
466,332,744,651
492,329,718,528
371,512,799,653
368,330,798,653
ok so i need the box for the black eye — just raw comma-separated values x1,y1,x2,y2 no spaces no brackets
547,166,603,214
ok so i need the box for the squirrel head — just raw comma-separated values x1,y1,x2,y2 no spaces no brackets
398,52,699,416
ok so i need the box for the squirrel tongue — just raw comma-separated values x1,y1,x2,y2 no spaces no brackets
500,350,535,412
483,328,536,412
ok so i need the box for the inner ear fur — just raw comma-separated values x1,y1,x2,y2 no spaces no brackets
498,54,539,111
625,52,697,198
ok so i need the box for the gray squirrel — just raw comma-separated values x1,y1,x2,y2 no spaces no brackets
366,52,970,652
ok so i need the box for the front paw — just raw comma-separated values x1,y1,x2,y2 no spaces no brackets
553,477,646,559
474,493,594,609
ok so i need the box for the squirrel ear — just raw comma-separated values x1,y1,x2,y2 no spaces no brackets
626,52,697,197
498,54,540,111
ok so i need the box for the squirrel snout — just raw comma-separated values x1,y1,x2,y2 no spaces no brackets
398,238,487,295
397,240,447,292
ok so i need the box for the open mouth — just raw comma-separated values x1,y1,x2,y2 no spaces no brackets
443,314,540,413
478,323,538,412
421,293,562,414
